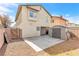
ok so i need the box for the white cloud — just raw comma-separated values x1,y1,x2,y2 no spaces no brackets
63,15,79,24
0,6,12,13
65,14,70,17
52,14,60,16
52,14,79,24
0,3,18,7
9,15,15,22
0,3,19,22
0,3,18,13
1,3,19,14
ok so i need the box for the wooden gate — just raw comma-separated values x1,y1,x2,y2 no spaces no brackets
5,28,22,43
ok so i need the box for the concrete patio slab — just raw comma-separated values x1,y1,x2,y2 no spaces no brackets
24,35,65,52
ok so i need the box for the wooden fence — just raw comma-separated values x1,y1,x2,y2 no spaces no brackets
0,28,22,49
5,28,22,43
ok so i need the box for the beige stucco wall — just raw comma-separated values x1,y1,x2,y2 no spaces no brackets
27,6,51,27
15,6,51,38
37,7,51,27
15,6,39,38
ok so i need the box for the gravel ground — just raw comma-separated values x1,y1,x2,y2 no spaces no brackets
0,40,49,56
43,37,79,56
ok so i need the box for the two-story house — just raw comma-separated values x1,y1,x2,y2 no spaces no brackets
14,5,70,38
14,5,52,38
51,16,69,27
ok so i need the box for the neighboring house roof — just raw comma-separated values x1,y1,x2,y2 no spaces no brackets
51,16,68,21
15,5,52,21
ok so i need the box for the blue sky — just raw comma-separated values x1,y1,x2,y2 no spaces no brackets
0,3,79,24
42,3,79,24
0,3,18,22
43,3,79,16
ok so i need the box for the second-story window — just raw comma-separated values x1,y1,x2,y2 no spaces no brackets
29,10,37,18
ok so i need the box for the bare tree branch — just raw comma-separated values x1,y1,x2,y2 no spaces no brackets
0,14,12,28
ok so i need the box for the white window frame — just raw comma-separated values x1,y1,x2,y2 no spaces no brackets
29,10,37,19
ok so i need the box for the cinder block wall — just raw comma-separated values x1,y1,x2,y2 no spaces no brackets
68,27,79,39
0,29,5,49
